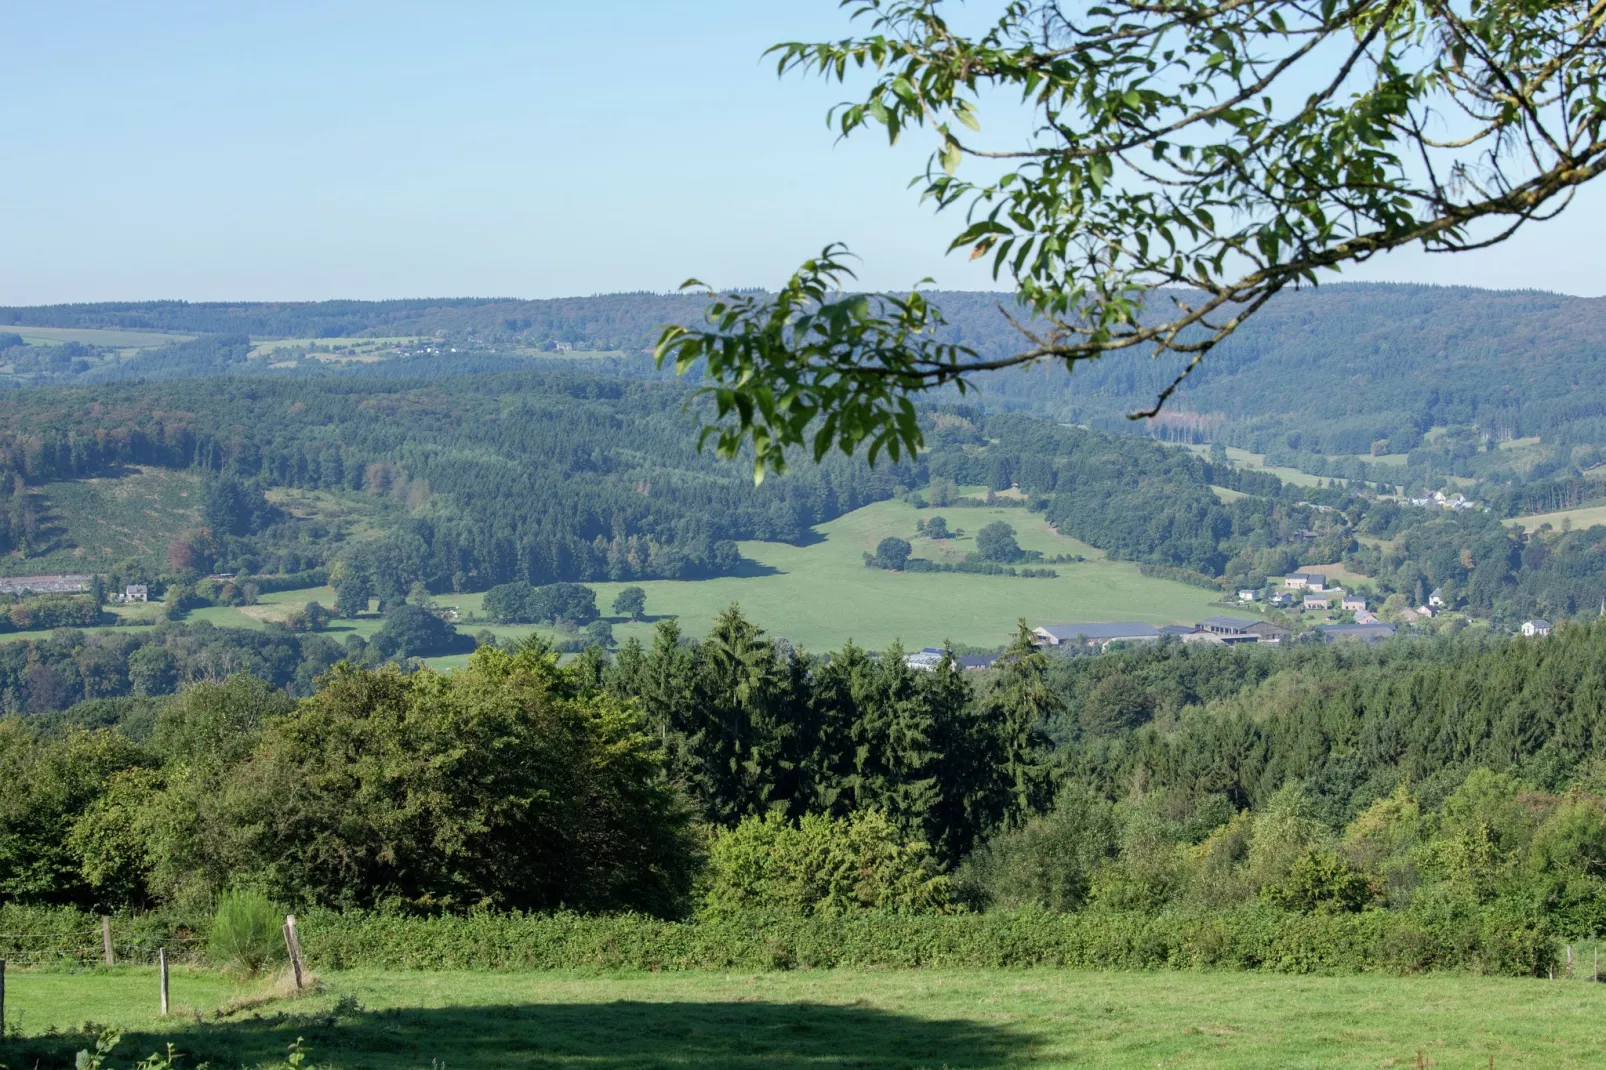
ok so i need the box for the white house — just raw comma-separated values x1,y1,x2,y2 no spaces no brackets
123,584,149,603
904,647,948,671
1522,619,1553,638
1341,594,1367,612
1428,588,1446,608
1237,589,1261,603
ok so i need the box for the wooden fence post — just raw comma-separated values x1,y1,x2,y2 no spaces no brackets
158,948,169,1016
102,916,114,967
282,915,305,990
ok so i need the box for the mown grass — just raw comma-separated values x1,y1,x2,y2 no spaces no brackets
0,326,195,348
1507,501,1606,533
439,498,1221,653
3,967,1604,1069
3,491,1225,660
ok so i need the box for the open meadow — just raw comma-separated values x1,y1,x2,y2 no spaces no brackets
4,966,1603,1069
1507,501,1606,533
0,325,195,348
431,498,1225,654
1,488,1232,662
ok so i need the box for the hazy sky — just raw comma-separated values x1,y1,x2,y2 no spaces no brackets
5,0,1606,304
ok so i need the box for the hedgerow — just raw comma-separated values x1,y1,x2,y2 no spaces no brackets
295,905,1553,976
0,903,1553,976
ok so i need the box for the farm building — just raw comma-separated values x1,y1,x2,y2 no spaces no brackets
1033,622,1161,648
0,574,91,597
1320,622,1398,643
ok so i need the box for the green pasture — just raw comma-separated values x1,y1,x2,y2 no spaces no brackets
2,494,1223,659
1508,502,1606,533
4,966,1604,1069
0,325,195,348
425,499,1219,653
234,499,1218,657
1183,444,1336,488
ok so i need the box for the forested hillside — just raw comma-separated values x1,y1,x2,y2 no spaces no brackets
8,285,1606,468
0,371,914,591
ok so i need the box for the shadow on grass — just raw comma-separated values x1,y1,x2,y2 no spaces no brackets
8,999,1036,1069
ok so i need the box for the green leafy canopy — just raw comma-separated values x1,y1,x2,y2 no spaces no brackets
658,0,1606,479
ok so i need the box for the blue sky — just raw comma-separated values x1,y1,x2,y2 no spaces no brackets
4,0,1605,303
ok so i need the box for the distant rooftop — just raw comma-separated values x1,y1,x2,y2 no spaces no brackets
1200,615,1262,631
1037,622,1161,641
1320,622,1397,642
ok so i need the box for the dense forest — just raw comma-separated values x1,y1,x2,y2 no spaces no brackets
0,371,915,591
1,617,1603,968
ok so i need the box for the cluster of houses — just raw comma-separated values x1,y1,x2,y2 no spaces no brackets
1028,615,1399,648
1236,571,1380,616
1406,490,1478,512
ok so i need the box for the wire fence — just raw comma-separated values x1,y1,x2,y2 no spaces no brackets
0,923,204,968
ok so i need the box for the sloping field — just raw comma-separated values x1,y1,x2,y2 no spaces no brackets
2,467,203,575
1508,502,1606,532
1,325,194,347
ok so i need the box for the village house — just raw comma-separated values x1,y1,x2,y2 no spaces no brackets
1522,619,1553,638
956,653,1000,672
1283,571,1330,591
123,584,149,603
1033,622,1161,649
1429,588,1446,608
1303,592,1332,611
1269,592,1293,607
1237,589,1260,603
1341,594,1367,612
904,647,948,671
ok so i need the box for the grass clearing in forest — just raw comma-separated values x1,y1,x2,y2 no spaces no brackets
2,467,204,576
444,498,1220,653
1508,502,1606,533
3,966,1604,1069
0,325,195,348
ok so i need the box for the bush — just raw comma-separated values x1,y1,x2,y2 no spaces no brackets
956,785,1117,911
704,811,953,916
209,889,285,975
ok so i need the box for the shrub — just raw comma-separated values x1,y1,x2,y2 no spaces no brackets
955,785,1117,911
1262,849,1377,914
210,889,285,975
703,811,953,916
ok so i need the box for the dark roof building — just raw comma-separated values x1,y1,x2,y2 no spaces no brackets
1033,622,1161,646
956,653,1002,671
1319,622,1397,643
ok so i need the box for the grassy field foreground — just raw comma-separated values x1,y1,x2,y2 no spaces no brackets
5,967,1604,1068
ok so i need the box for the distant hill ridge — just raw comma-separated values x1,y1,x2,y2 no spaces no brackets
6,283,1606,458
